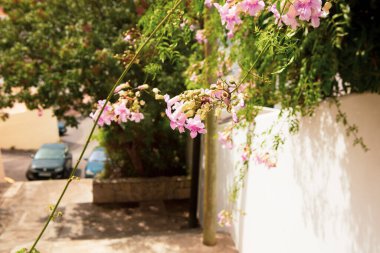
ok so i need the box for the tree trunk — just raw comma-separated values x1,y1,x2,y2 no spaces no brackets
203,110,217,246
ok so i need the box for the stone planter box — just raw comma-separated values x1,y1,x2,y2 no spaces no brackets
93,176,191,203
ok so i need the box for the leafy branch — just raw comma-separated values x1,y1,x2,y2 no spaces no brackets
332,97,369,152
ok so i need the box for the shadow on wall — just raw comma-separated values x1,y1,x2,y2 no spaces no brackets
214,122,250,250
292,94,380,253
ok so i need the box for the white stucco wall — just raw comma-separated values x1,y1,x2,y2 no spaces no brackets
201,93,380,253
0,105,60,150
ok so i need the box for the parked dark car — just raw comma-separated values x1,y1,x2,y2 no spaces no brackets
58,121,67,136
84,147,108,178
26,143,72,180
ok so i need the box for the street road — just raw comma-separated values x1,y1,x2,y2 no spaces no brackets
2,117,98,181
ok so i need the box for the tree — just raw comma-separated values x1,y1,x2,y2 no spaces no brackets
0,0,195,176
0,0,136,125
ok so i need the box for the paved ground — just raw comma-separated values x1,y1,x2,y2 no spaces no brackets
1,118,98,181
1,149,33,181
0,180,238,253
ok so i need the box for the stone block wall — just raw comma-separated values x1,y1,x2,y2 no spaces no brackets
93,176,191,203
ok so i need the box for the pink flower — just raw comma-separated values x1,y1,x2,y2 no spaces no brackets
169,112,187,133
114,102,130,123
165,95,187,133
164,95,180,108
282,5,299,29
195,29,207,44
123,34,132,42
241,146,251,162
293,0,322,21
241,151,249,162
210,88,230,107
255,152,277,168
218,210,232,227
310,8,322,28
218,131,233,149
90,100,114,127
129,112,144,123
239,0,265,17
204,0,213,8
214,3,242,34
185,115,207,138
269,4,282,25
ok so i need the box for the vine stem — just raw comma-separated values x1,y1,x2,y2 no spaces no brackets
238,0,289,87
28,0,183,251
238,39,271,85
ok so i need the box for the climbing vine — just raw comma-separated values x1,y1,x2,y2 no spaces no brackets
2,0,377,251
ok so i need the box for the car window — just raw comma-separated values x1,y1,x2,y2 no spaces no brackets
35,148,65,159
89,150,107,162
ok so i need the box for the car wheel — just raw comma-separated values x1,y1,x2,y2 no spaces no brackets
26,171,34,181
64,168,73,179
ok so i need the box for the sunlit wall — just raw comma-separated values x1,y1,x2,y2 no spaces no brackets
0,104,60,150
200,93,380,253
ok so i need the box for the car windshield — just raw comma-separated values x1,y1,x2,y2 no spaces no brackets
35,148,65,160
89,150,107,162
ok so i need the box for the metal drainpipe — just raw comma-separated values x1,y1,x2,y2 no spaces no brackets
188,135,201,228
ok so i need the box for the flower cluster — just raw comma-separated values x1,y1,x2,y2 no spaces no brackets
219,130,234,149
218,209,233,227
213,0,265,38
122,28,140,45
270,0,331,29
254,151,277,168
195,29,207,44
89,82,146,127
210,0,331,37
163,92,208,139
163,79,247,138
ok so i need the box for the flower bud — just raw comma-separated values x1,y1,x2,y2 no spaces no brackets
155,94,165,100
183,101,195,111
114,82,130,93
137,84,149,90
152,88,160,94
185,110,195,117
323,2,332,13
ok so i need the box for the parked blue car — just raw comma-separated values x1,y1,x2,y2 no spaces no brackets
84,147,108,178
58,121,67,136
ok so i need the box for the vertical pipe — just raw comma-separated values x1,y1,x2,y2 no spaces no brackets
202,110,217,246
189,135,201,228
